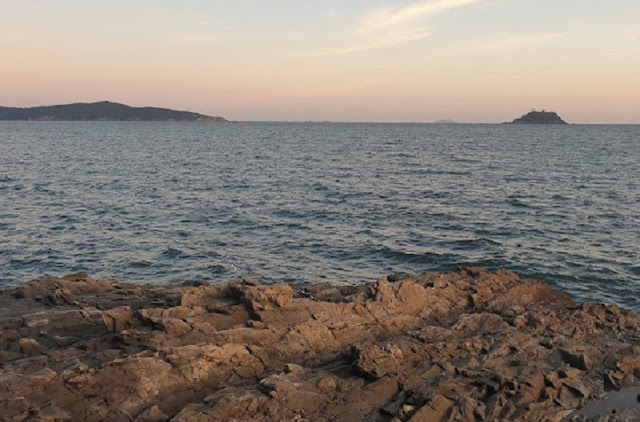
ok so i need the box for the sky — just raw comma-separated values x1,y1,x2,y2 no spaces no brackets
1,0,639,123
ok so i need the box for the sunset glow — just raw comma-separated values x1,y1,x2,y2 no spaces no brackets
1,0,639,123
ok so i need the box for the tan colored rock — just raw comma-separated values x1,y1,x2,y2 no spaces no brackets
1,268,640,421
134,405,168,422
243,284,294,311
616,350,640,377
363,280,427,316
409,394,453,421
353,344,403,379
103,306,136,333
18,337,43,355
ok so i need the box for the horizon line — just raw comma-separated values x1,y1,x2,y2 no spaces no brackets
1,101,638,125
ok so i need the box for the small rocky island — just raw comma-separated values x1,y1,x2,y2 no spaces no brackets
0,101,227,121
507,110,568,124
2,268,640,421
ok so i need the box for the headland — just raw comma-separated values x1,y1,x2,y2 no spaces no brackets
0,101,227,121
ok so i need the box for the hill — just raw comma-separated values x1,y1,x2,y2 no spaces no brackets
0,101,227,121
507,110,567,124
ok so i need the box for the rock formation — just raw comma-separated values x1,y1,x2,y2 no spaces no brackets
507,110,568,124
1,268,639,421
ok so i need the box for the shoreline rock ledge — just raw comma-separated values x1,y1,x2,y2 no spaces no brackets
2,268,640,421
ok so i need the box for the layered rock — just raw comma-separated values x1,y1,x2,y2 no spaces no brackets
1,268,639,421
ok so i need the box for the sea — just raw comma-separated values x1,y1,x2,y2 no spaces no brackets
1,122,638,308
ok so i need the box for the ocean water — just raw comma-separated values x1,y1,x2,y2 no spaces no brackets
1,122,638,308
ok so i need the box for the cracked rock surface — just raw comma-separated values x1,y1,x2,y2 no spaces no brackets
2,268,640,421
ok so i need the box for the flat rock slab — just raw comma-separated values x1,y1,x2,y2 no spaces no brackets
569,387,640,421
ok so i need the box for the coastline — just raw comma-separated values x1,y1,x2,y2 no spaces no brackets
1,268,639,421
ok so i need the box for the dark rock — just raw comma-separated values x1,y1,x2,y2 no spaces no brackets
561,348,592,370
506,109,568,124
387,272,412,282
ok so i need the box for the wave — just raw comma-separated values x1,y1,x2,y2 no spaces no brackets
378,247,451,265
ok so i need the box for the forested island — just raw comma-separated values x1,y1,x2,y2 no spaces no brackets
0,101,227,121
506,110,568,124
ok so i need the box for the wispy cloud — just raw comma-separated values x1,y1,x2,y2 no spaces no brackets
306,0,484,56
359,0,483,35
306,32,430,56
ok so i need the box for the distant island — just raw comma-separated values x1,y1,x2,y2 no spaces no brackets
0,101,227,121
506,110,567,124
433,119,458,124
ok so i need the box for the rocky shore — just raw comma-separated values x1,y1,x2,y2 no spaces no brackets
2,268,640,421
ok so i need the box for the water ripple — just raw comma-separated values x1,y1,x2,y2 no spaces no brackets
0,122,639,308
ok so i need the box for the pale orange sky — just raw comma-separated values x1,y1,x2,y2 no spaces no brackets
1,0,639,123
